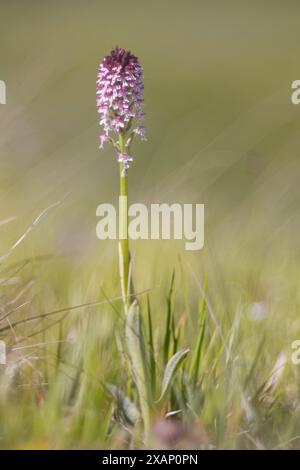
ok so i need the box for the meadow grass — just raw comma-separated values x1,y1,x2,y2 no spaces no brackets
0,226,299,450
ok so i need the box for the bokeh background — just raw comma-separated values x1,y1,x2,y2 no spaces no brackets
0,0,300,449
1,0,300,313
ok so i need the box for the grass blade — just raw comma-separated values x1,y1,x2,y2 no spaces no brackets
147,295,156,395
163,269,175,364
189,282,207,386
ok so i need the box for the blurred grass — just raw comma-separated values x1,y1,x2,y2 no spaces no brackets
0,0,300,449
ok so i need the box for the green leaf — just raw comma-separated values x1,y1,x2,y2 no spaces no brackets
157,348,190,403
125,300,151,437
106,383,140,425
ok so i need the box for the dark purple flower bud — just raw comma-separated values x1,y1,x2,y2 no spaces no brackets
96,47,146,169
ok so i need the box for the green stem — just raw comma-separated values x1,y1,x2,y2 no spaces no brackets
118,135,151,444
119,133,130,313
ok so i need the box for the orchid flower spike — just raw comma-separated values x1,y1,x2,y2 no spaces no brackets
96,47,146,171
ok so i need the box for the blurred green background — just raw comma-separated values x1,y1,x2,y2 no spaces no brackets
1,0,299,247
